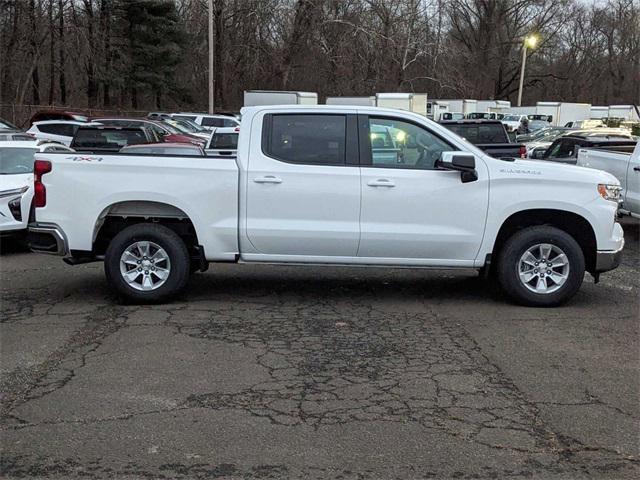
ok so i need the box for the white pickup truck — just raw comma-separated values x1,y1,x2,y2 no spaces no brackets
577,142,639,218
27,105,625,307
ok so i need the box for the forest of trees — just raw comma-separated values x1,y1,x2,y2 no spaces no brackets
0,0,638,115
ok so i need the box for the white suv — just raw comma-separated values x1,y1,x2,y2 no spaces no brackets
26,120,102,146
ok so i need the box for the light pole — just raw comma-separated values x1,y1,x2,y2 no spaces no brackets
208,0,214,114
517,34,538,107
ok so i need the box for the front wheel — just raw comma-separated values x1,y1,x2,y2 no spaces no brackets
104,224,190,303
497,226,585,307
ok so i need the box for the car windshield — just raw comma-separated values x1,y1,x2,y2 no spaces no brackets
177,119,207,133
0,147,37,174
165,120,192,134
502,115,520,121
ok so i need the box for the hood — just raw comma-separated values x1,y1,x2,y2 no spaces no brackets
498,158,620,186
0,173,33,193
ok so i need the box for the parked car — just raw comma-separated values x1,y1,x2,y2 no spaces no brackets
525,128,632,159
92,118,205,145
527,114,552,123
528,119,551,133
0,140,73,238
170,113,239,130
440,120,526,158
205,127,238,156
0,118,20,131
577,142,639,218
27,120,102,146
564,119,605,129
162,118,210,141
0,132,34,142
466,112,498,120
531,133,636,164
439,112,465,121
28,105,624,307
501,114,529,134
70,126,158,152
120,143,205,156
29,110,89,125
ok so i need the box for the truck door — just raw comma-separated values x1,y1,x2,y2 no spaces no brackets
625,148,640,215
358,115,489,263
245,113,361,257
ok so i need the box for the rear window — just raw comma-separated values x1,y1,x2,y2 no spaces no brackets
264,114,346,165
444,124,507,144
209,133,238,149
73,129,147,149
37,123,78,137
0,147,37,174
201,117,226,127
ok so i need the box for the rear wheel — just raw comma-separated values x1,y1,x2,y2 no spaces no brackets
104,224,190,303
497,226,585,307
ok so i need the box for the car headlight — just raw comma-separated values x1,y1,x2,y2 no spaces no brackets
597,184,622,203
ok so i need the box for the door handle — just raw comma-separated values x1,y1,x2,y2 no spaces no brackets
367,179,396,187
253,175,282,184
634,167,640,172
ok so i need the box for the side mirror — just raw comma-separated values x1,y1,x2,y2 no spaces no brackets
439,152,478,183
531,149,546,159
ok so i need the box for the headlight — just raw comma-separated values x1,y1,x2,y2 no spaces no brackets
597,184,622,202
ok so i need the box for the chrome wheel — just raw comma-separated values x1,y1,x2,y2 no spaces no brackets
119,241,171,291
517,243,569,294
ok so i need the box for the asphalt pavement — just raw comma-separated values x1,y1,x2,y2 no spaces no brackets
1,218,638,479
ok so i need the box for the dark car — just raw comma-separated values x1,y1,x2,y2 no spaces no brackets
92,117,205,146
440,120,526,158
70,126,158,152
29,110,89,125
531,134,637,164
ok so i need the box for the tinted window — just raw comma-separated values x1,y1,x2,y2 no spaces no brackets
444,124,506,144
368,117,453,169
73,129,147,149
223,119,238,127
209,133,238,149
202,117,226,127
37,123,76,136
265,114,346,165
0,147,37,174
174,115,196,122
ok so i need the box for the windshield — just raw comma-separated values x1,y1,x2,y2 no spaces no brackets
177,119,206,133
502,115,520,121
165,120,192,134
0,147,37,174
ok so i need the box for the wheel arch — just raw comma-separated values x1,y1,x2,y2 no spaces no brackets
491,209,597,273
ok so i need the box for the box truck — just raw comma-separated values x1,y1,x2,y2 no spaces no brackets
535,102,591,126
607,105,640,121
325,96,375,106
244,90,318,106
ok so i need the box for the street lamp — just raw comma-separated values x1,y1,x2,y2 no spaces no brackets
517,34,539,107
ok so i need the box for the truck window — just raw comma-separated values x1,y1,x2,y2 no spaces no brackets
38,123,77,137
367,117,453,169
209,133,238,149
265,114,346,165
444,124,505,143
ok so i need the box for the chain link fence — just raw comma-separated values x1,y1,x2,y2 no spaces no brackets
0,104,150,129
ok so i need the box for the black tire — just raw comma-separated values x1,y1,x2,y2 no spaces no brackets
104,223,190,304
497,226,585,307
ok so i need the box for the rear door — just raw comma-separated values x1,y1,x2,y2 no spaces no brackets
358,115,489,264
245,113,361,258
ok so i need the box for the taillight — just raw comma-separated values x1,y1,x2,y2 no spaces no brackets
34,160,52,208
519,145,527,158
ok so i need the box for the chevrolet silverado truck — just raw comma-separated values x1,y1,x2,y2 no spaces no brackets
577,142,639,218
27,105,625,306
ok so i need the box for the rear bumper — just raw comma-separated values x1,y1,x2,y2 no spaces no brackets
27,223,68,256
595,244,624,273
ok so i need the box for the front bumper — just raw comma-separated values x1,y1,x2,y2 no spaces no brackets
595,243,624,273
27,223,68,256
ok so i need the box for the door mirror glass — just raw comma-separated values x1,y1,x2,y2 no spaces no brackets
439,152,478,183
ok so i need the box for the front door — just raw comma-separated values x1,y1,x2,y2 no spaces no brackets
358,115,489,265
245,113,361,258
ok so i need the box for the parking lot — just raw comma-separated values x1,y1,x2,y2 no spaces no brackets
0,217,638,479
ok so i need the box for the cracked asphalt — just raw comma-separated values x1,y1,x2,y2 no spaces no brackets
1,218,639,479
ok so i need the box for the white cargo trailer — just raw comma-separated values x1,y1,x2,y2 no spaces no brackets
244,90,318,106
325,96,375,106
427,101,450,121
375,93,413,111
607,105,640,121
590,106,609,119
444,99,477,115
507,106,537,116
411,93,428,116
535,102,591,126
